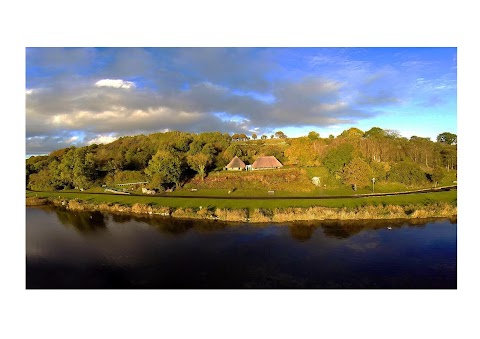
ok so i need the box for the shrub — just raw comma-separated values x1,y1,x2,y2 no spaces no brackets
388,161,427,186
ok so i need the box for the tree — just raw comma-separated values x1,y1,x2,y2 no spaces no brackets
201,143,216,156
308,131,320,140
364,127,386,138
270,135,274,139
222,144,243,163
339,127,364,139
28,169,56,191
409,136,434,167
261,135,267,140
188,139,205,155
145,150,186,188
275,131,287,139
284,138,320,166
322,143,354,174
72,148,94,189
57,148,75,187
431,167,445,187
252,133,257,140
370,161,390,181
48,159,63,188
342,158,373,188
436,132,457,145
439,145,457,171
187,153,212,180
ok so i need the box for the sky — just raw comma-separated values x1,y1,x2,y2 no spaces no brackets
26,47,457,155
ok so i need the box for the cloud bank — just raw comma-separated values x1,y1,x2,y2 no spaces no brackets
26,48,457,154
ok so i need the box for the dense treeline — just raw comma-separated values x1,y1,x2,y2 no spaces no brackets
26,128,457,191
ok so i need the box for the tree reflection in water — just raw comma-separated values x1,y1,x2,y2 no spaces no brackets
53,207,107,234
50,205,456,241
288,224,316,242
102,213,228,235
319,218,456,239
286,218,457,241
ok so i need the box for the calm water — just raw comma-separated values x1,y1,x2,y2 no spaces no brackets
26,206,457,289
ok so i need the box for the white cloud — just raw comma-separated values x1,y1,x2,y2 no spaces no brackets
65,136,79,143
87,135,119,145
94,79,136,89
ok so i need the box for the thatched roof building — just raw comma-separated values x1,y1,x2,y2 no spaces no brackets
225,156,246,170
252,156,283,170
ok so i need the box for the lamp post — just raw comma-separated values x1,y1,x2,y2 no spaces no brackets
372,177,376,193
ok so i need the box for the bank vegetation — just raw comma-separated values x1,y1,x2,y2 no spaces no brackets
26,195,457,223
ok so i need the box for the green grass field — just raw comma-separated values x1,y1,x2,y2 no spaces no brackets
26,189,457,211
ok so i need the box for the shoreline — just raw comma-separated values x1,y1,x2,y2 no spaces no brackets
26,196,457,223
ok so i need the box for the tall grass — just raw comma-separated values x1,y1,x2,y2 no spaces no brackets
27,194,457,223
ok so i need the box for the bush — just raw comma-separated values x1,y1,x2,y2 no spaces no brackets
388,161,427,186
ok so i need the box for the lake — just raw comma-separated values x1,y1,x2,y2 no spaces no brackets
26,206,457,289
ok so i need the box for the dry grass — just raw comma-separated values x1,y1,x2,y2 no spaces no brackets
409,202,457,218
131,203,153,214
214,208,248,222
249,209,273,222
67,199,86,211
27,196,457,222
26,197,48,206
172,207,200,219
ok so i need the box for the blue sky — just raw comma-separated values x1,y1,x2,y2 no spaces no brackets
26,47,456,155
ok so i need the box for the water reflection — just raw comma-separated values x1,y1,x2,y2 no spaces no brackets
288,224,316,242
107,214,229,235
318,218,456,239
46,205,456,241
54,208,107,234
27,207,457,289
111,213,132,224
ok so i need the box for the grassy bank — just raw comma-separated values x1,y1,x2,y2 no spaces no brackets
26,189,456,209
26,190,457,222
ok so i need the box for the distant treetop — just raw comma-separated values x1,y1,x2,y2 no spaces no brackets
436,132,457,145
339,127,364,139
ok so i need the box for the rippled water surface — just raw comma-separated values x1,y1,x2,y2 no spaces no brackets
26,206,456,289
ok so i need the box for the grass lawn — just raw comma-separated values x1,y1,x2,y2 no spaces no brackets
27,189,457,211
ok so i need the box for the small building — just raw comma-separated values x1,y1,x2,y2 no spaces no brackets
225,156,246,171
252,156,283,170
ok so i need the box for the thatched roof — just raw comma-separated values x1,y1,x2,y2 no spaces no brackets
252,156,283,169
225,156,246,169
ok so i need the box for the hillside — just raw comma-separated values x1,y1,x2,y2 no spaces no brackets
26,128,457,194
